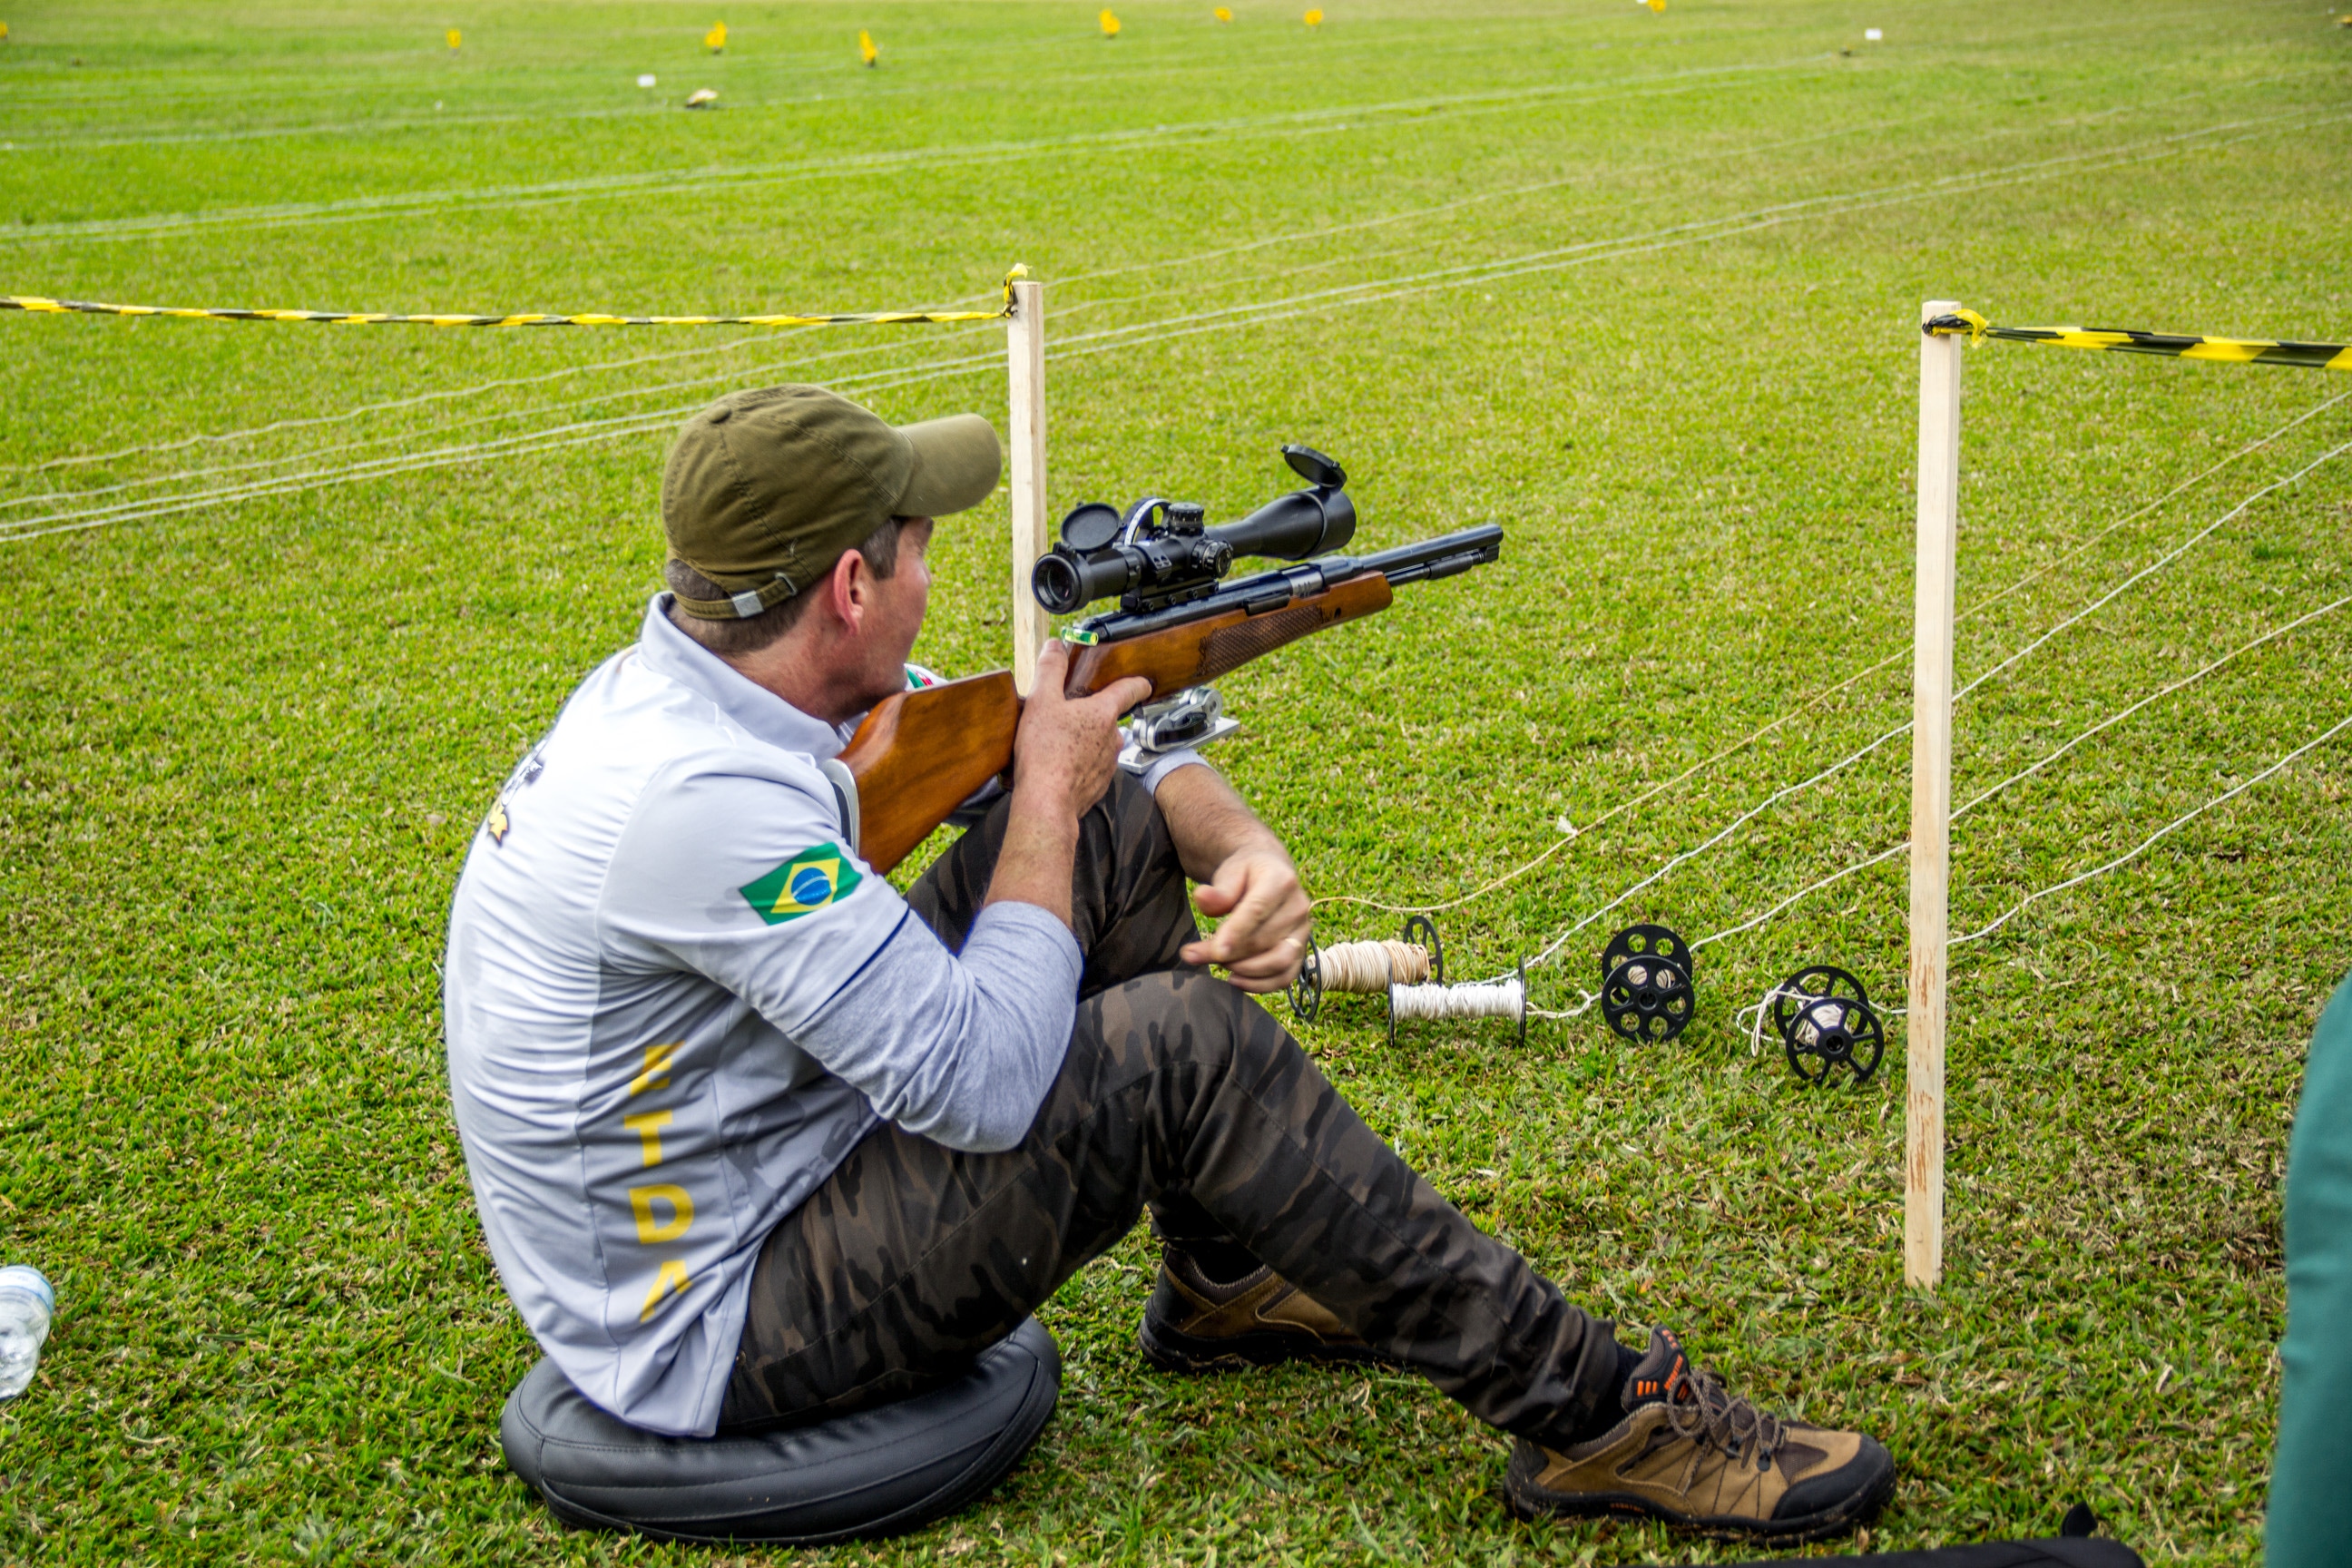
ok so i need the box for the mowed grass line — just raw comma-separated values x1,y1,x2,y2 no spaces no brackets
2,2,2349,1563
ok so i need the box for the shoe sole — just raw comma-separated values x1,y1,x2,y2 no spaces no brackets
1137,1315,1399,1375
1503,1454,1896,1544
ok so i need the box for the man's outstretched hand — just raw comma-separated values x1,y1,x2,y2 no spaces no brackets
1182,841,1312,994
1155,766,1311,994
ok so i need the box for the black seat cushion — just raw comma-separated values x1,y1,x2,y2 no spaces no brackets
499,1318,1060,1545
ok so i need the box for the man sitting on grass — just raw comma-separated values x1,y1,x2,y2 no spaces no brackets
441,384,1894,1541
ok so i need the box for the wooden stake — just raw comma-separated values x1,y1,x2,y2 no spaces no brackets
1006,278,1049,694
1906,300,1962,1290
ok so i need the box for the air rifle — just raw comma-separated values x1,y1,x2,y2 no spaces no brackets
832,446,1504,873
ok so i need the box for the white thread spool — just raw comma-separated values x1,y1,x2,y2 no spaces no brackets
1387,961,1528,1047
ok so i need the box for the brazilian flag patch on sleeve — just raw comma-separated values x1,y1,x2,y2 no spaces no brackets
739,845,863,926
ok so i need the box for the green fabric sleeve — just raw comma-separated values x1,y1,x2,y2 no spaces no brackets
2269,970,2352,1566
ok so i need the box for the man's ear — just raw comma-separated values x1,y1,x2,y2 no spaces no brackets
823,545,867,631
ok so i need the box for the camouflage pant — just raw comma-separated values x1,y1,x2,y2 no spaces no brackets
720,772,1622,1449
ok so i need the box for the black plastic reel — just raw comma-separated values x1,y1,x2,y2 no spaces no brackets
1769,964,1885,1086
1600,923,1695,1044
1289,916,1445,1025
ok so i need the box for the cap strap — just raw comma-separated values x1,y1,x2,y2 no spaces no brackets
672,570,798,621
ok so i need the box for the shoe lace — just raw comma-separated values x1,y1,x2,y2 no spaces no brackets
1661,1360,1786,1465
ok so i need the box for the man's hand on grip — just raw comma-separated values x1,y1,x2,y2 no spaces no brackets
1012,641,1151,824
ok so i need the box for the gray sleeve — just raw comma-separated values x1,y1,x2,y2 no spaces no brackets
794,901,1082,1153
1133,748,1210,794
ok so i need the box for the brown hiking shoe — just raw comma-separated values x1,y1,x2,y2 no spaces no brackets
1138,1248,1393,1373
1505,1328,1893,1542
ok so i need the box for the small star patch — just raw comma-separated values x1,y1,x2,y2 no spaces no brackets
486,799,511,844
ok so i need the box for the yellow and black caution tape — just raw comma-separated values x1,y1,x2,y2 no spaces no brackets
1926,308,2350,372
0,265,1027,329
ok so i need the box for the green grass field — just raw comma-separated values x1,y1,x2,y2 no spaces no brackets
3,1,2349,1561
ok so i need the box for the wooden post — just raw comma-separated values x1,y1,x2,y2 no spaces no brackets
1906,300,1962,1290
1006,278,1049,694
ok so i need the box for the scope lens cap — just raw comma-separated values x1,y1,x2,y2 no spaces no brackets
1058,502,1122,552
1282,444,1346,489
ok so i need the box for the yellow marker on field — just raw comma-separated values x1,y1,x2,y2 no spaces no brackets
1101,8,1121,37
858,28,877,65
705,19,727,50
1305,7,1323,24
1214,5,1231,19
1647,0,1665,11
446,27,461,49
1,22,12,41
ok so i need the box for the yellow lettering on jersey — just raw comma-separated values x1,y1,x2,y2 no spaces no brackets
629,1184,694,1243
630,1043,679,1098
622,1110,674,1167
638,1259,691,1321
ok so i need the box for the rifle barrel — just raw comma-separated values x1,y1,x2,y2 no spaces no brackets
1067,523,1504,643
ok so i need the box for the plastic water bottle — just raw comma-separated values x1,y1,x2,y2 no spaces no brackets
0,1265,55,1399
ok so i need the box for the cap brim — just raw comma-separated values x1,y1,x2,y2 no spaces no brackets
893,414,1003,518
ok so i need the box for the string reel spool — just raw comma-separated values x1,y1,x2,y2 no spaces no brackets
1600,923,1695,1044
1766,964,1885,1086
1289,914,1443,1024
1388,958,1527,1050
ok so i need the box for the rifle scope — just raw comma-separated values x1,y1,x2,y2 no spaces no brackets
1031,444,1357,616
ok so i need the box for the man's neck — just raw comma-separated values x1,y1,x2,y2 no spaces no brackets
665,601,870,729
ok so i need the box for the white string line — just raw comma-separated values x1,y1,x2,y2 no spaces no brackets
1952,709,2352,947
9,102,687,153
3,322,881,475
5,10,1630,130
17,51,2267,480
14,75,2299,489
1515,716,1917,977
1953,435,2352,702
1170,108,2346,335
0,164,2006,525
0,342,1020,539
6,59,1828,247
0,93,1982,484
1488,439,2352,983
1953,387,2352,628
0,352,1004,543
14,0,2274,144
16,103,2334,550
0,324,1014,510
1044,58,2320,302
1698,844,1915,956
1321,387,2352,921
1688,585,2352,952
9,25,1779,152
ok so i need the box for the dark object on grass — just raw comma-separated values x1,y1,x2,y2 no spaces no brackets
1670,1502,2141,1566
1602,923,1694,1043
1771,963,1885,1085
499,1317,1059,1544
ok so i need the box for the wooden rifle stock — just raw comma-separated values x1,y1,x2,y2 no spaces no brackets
839,572,1394,873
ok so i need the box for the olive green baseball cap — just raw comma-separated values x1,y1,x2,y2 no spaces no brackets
661,384,1003,620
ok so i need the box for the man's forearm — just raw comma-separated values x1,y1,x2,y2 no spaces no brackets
982,785,1080,929
1155,764,1289,882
